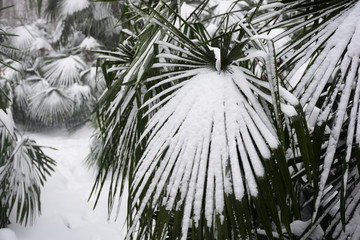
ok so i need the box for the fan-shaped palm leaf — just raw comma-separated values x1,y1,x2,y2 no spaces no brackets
7,25,41,58
43,55,86,87
61,0,90,16
28,87,73,126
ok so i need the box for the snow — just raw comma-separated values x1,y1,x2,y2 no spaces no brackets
8,125,126,240
290,220,324,240
0,228,17,240
30,38,54,55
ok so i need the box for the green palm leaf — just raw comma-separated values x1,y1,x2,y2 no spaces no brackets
261,0,360,238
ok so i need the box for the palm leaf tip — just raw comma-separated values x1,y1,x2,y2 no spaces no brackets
128,66,290,238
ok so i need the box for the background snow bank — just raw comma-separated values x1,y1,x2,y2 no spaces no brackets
7,125,126,240
0,229,17,240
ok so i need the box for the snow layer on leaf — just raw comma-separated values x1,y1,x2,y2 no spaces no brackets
30,38,54,55
28,88,73,126
79,37,101,51
67,83,91,107
128,67,281,239
0,108,15,137
290,220,323,240
10,25,40,51
61,0,90,16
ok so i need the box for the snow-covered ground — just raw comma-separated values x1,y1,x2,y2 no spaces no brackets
6,125,126,240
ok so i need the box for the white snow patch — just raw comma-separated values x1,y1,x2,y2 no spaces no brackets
0,228,18,240
290,220,324,240
61,0,90,16
79,37,101,51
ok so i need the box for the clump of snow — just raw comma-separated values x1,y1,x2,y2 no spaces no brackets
206,24,218,37
79,37,101,51
180,2,196,20
268,28,291,52
0,228,18,240
30,38,54,55
290,220,324,240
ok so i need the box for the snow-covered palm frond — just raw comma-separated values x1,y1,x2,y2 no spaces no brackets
61,0,90,16
14,82,31,111
81,67,106,96
0,137,55,226
66,83,92,111
0,108,15,151
7,25,41,57
43,55,86,87
26,75,50,93
130,66,299,239
258,0,360,238
28,87,73,126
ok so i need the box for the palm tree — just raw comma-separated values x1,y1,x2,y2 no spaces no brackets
89,0,360,239
0,5,55,227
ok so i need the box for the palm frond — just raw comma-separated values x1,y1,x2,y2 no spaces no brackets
28,87,73,126
7,25,41,58
61,0,90,16
0,137,55,226
43,55,86,87
261,0,360,238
